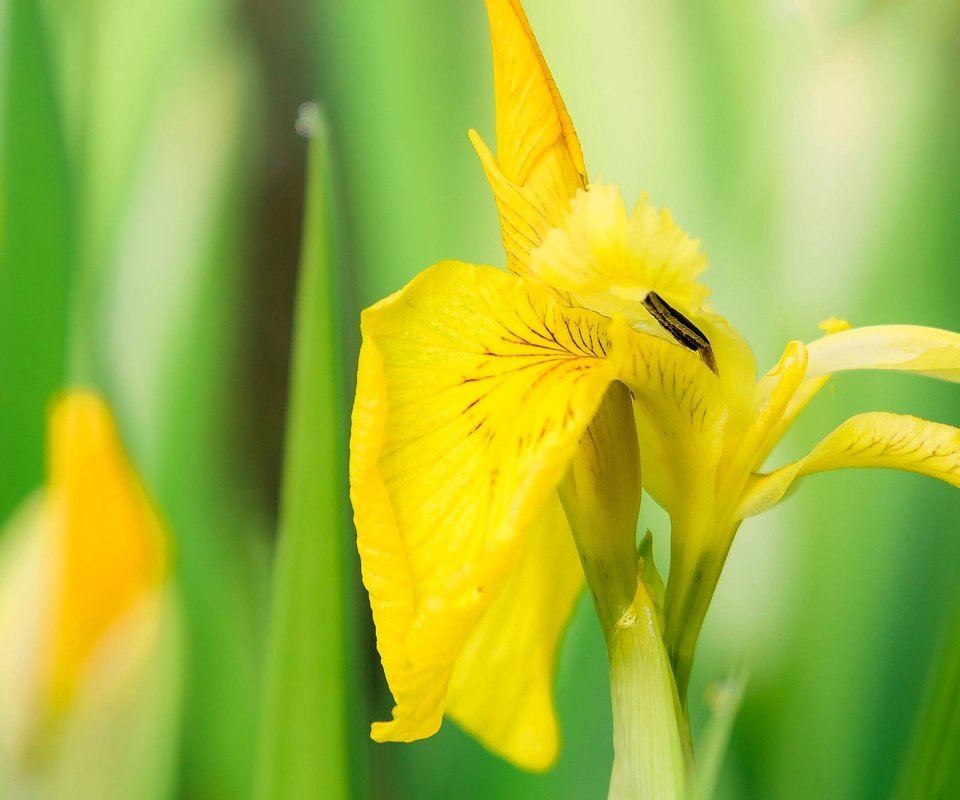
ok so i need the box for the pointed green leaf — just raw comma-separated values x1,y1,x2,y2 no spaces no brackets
0,0,74,522
255,104,362,800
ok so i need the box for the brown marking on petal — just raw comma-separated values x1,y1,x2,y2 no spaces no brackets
643,291,718,376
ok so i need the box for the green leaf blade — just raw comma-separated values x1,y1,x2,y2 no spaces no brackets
255,104,361,800
0,0,75,521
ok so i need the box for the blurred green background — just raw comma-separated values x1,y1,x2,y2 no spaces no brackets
1,0,958,797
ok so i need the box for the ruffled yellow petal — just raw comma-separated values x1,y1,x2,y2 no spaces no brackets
470,0,586,275
529,184,710,323
349,260,618,745
736,412,960,519
45,392,167,710
805,324,960,382
445,493,582,771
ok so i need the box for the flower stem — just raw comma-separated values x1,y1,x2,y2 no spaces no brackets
607,582,687,800
559,382,687,799
663,520,740,711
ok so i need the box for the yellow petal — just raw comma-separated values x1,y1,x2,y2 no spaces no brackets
46,391,167,710
611,318,728,523
741,341,810,471
805,324,960,382
759,324,960,461
528,184,710,323
818,316,851,335
736,412,960,519
695,311,756,433
609,319,736,681
471,0,586,275
445,493,582,771
469,131,557,278
349,260,618,746
749,322,863,457
485,0,585,185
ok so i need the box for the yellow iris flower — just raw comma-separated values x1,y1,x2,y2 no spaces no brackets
0,391,172,789
349,0,960,773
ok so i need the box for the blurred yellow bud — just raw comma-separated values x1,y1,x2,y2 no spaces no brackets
0,391,178,798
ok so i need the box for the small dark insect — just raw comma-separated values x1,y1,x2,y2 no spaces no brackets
642,291,719,375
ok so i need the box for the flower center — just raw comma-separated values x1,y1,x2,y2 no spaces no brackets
529,182,710,327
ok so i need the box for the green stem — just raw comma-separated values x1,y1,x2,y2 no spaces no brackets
559,382,687,798
663,520,741,709
607,583,687,800
560,382,640,635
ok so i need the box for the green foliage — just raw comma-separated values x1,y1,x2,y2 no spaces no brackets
255,105,366,800
895,592,960,800
0,0,74,521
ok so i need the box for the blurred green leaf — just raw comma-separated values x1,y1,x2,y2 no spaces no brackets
254,103,362,800
93,41,268,797
894,593,960,800
0,0,74,521
691,671,746,800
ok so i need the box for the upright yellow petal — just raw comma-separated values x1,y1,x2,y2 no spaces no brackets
486,0,584,184
45,392,167,710
446,494,582,771
471,0,586,275
350,261,618,746
740,341,810,471
736,412,960,519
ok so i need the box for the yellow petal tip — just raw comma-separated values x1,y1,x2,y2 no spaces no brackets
818,316,852,335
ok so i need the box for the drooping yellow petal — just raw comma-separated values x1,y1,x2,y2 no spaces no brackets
445,493,582,771
529,184,710,323
470,0,586,275
754,324,960,468
350,260,618,745
736,412,960,519
45,391,167,710
805,324,960,382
